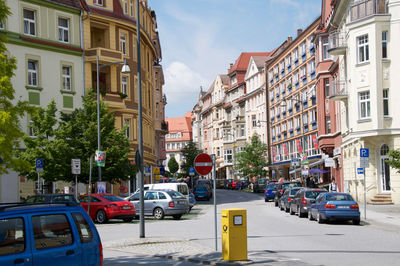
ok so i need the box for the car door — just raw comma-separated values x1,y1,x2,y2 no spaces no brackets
0,215,33,266
128,193,140,215
30,212,81,266
144,192,159,215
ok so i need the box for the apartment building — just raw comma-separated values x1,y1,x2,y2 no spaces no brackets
0,0,84,201
267,18,321,181
328,0,400,204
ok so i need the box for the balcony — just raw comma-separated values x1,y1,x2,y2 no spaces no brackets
161,120,169,132
350,0,387,22
328,31,347,55
85,47,123,64
329,80,348,101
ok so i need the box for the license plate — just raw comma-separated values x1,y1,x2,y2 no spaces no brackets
337,205,349,209
122,206,131,210
179,201,186,204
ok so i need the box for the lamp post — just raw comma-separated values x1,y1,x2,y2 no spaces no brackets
280,97,305,181
96,57,130,183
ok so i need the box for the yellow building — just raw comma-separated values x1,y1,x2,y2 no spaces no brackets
81,0,162,171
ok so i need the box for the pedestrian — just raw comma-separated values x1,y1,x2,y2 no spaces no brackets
329,177,338,192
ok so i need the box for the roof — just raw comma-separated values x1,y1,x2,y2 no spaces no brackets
228,52,271,74
49,0,81,9
252,56,271,69
166,116,192,133
220,74,229,85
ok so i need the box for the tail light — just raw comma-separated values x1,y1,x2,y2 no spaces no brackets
265,189,268,193
325,204,336,209
169,201,175,208
280,189,283,195
288,198,292,202
99,242,103,266
350,204,359,209
302,197,307,205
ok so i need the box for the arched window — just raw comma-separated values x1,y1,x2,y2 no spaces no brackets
381,144,389,156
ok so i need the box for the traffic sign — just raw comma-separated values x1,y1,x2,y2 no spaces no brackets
324,158,335,167
360,148,369,157
189,167,195,176
360,157,369,168
36,158,43,173
357,168,364,175
71,159,81,175
194,153,213,176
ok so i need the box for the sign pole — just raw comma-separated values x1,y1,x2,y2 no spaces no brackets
211,154,217,251
75,175,78,198
364,168,366,220
37,173,40,194
88,156,93,215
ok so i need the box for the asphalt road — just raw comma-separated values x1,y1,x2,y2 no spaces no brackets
100,189,400,266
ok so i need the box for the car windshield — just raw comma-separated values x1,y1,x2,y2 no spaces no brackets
101,195,125,202
167,191,185,199
305,191,326,199
326,194,354,201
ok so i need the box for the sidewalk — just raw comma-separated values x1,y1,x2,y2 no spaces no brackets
359,203,400,230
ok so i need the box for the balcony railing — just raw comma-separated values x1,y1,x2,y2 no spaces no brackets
350,0,388,22
85,47,123,64
329,80,348,101
328,31,346,55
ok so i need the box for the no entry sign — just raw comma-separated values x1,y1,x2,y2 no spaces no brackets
194,153,213,176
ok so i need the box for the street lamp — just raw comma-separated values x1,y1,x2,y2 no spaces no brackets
96,56,130,182
280,97,305,181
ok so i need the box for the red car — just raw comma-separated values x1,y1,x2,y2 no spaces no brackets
79,193,135,224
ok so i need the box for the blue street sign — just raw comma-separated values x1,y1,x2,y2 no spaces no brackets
36,158,44,173
97,182,106,193
160,166,165,176
189,167,195,176
357,168,364,175
360,148,369,158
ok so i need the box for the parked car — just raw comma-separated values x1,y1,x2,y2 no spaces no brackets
135,182,190,201
290,188,327,217
279,187,303,212
0,202,102,265
216,179,225,189
224,179,233,189
25,194,80,204
236,179,249,190
79,193,135,224
253,178,267,193
188,193,196,211
194,186,211,201
264,182,278,202
274,181,302,206
126,190,189,220
308,193,360,225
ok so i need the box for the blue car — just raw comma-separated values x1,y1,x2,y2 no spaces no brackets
309,192,360,225
0,202,102,266
188,193,196,211
264,182,278,202
194,186,211,201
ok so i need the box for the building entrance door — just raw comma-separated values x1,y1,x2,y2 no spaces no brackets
380,156,391,192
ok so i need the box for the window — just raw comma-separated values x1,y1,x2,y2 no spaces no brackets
158,192,167,200
124,119,130,139
62,66,71,91
72,213,93,243
130,0,134,16
294,116,300,128
28,60,38,86
286,55,291,66
29,120,35,136
383,89,389,116
326,116,331,133
324,78,330,97
357,35,369,63
124,0,128,14
302,113,308,124
94,0,103,6
300,42,306,56
359,91,371,119
300,66,306,80
224,149,233,163
293,49,298,62
310,109,317,122
382,31,388,59
322,38,329,59
23,9,36,36
288,119,293,129
0,20,4,29
32,214,73,250
252,115,256,127
308,60,315,74
58,18,69,43
122,76,128,95
240,125,245,137
0,218,25,256
120,34,127,55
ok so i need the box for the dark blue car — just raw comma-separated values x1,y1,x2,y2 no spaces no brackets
194,186,211,201
0,203,102,265
264,182,278,202
309,192,360,225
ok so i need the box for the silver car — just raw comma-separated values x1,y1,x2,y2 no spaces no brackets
125,190,189,220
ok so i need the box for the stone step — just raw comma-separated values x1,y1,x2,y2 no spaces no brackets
373,194,392,199
368,194,393,205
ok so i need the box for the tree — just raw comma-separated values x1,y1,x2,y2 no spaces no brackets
387,149,400,173
0,1,33,174
235,134,267,179
18,91,132,184
168,156,179,175
180,141,202,176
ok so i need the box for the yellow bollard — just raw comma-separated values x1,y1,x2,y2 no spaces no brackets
221,209,247,261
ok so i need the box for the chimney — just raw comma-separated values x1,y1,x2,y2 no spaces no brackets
228,63,233,72
288,36,292,42
297,29,303,36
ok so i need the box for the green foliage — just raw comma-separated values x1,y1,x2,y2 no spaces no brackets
235,134,267,178
387,150,400,173
0,1,33,174
18,91,132,184
180,141,202,176
168,156,179,175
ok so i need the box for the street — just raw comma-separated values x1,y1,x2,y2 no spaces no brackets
100,189,400,265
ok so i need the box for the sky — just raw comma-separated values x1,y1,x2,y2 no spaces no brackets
148,0,322,118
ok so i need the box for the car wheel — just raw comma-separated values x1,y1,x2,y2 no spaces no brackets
353,218,360,225
172,214,182,220
317,212,325,224
308,211,313,220
290,206,295,215
123,218,133,223
265,198,268,202
96,210,108,224
298,206,303,218
285,206,289,213
274,199,278,207
153,207,165,220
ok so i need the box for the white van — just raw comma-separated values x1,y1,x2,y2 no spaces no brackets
135,183,190,200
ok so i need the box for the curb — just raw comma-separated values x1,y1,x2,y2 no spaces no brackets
155,254,254,265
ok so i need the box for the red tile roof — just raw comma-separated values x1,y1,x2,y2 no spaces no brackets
228,52,271,74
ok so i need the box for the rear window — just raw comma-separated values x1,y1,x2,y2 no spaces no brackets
289,188,301,196
53,195,79,203
258,179,266,184
72,213,93,243
326,194,354,201
177,185,188,195
167,191,185,199
32,214,73,250
305,191,325,199
195,186,207,192
101,195,125,202
269,184,278,189
0,218,25,256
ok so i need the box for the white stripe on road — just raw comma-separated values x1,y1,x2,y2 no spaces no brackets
195,162,212,166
